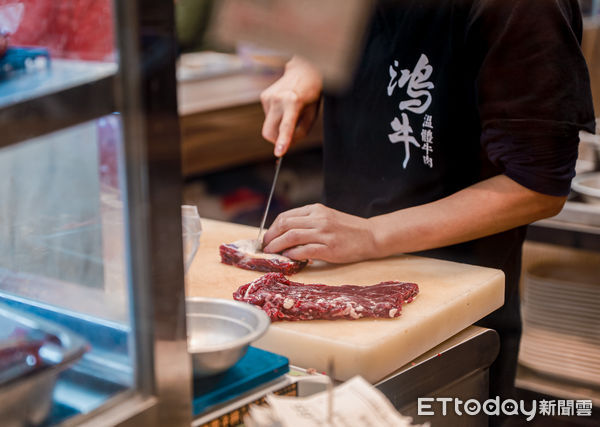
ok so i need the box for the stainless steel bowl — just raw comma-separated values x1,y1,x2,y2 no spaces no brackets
572,172,600,205
186,297,270,376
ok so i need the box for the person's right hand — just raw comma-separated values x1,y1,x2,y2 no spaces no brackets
260,56,323,157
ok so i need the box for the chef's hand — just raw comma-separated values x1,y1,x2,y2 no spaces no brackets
262,203,378,263
260,56,323,157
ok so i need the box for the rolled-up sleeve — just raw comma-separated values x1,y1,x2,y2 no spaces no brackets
468,0,596,196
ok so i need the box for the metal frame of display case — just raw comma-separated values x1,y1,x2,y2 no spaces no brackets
0,1,193,426
112,0,193,425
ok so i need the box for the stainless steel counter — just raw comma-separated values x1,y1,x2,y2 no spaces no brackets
376,326,499,426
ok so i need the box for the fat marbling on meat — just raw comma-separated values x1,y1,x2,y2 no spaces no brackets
233,272,419,321
220,239,308,274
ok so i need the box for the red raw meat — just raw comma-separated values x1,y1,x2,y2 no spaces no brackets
0,331,61,384
220,239,307,275
6,0,115,61
233,273,419,321
0,33,7,58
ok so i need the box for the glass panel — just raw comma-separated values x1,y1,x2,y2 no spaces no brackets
0,1,191,425
0,114,133,425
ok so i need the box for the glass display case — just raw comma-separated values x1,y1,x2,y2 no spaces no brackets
0,1,192,426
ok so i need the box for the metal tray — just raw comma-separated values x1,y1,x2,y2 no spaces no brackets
0,302,88,427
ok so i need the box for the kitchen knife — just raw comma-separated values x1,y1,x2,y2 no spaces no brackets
256,156,282,250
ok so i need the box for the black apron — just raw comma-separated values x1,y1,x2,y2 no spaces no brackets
321,0,594,417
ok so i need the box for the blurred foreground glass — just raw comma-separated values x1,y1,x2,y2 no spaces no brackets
0,115,133,424
209,0,373,89
0,0,191,425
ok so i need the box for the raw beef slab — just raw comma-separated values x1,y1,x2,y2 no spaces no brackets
220,240,307,274
233,273,419,321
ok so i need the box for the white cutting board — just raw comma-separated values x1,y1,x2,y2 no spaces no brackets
187,219,504,382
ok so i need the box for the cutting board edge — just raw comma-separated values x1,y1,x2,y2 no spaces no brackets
354,273,506,382
254,270,505,383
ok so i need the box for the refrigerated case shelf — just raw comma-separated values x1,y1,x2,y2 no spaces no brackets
0,59,117,149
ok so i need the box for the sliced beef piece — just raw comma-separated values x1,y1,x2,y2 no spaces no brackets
233,272,419,321
220,239,307,275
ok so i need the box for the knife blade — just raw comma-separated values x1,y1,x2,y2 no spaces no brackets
256,156,283,250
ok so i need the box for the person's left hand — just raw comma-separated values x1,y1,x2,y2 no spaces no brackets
262,203,378,263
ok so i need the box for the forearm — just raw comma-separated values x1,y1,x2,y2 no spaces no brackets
369,174,566,257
